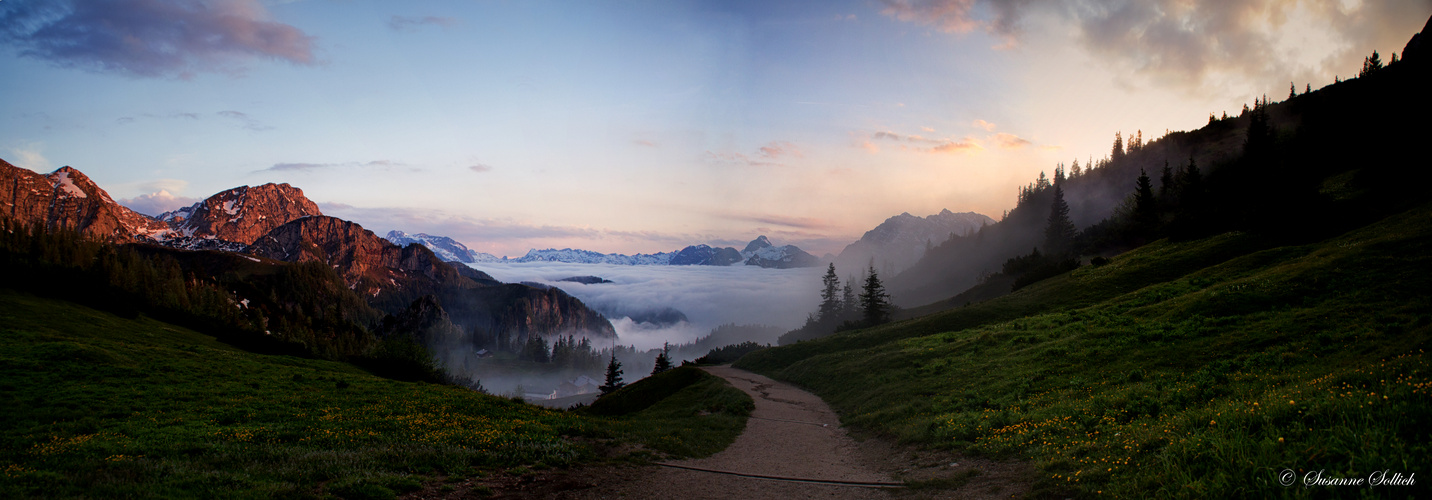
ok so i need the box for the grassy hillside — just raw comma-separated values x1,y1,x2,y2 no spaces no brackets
737,203,1432,498
0,291,750,498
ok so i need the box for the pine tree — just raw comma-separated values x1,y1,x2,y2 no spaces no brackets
1306,83,1311,94
859,266,891,326
818,263,841,323
600,354,625,395
1289,81,1296,99
651,342,673,375
1111,132,1125,162
1070,158,1082,178
1133,169,1158,232
1158,160,1176,202
841,280,857,321
1361,50,1383,77
1053,164,1066,186
1044,184,1077,256
1036,171,1050,191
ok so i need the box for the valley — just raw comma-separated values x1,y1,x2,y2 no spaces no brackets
2,3,1430,499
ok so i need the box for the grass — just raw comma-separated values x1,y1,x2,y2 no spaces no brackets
583,366,753,459
738,204,1432,498
0,290,750,498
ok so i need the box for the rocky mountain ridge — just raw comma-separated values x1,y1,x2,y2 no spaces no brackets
0,160,617,348
388,232,822,268
834,209,993,276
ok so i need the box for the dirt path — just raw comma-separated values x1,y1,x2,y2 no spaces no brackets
535,366,901,499
455,366,1033,499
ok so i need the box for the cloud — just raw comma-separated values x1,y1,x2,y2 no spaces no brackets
468,164,493,173
470,261,822,351
258,160,408,173
388,15,458,32
993,132,1031,149
7,143,52,171
869,130,984,154
973,119,997,131
0,0,316,79
879,0,1429,93
758,141,802,159
632,139,658,148
930,139,982,153
719,212,835,231
217,110,272,131
881,0,983,34
118,189,201,216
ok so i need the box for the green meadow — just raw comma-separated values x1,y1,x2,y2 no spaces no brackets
0,291,749,499
738,204,1432,498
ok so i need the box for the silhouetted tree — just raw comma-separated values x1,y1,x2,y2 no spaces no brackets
1111,132,1125,163
1044,184,1077,256
1133,169,1159,234
651,342,672,375
1361,50,1384,77
1306,83,1311,94
600,354,625,395
859,266,891,326
1158,160,1176,203
817,263,841,323
1070,158,1082,178
841,281,857,321
1289,81,1297,99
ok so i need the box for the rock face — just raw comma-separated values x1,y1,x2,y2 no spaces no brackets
834,209,994,276
247,215,617,343
246,215,460,295
670,244,743,266
0,161,168,242
741,235,821,269
385,230,497,263
160,183,322,248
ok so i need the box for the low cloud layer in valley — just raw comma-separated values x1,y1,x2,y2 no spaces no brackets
469,261,823,351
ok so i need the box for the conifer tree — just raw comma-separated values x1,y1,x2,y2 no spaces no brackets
651,342,672,375
1361,50,1383,77
1158,160,1176,202
817,263,841,322
1289,81,1296,99
1133,169,1158,233
841,280,857,321
1070,158,1082,178
859,266,891,326
1306,83,1311,94
600,354,625,395
1044,184,1077,256
1111,132,1125,162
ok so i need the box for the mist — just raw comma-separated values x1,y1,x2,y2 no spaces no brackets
467,261,823,351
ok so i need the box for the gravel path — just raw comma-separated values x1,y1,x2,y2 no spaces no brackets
535,366,902,499
457,366,1034,499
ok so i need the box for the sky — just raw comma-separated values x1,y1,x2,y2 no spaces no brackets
3,0,1428,257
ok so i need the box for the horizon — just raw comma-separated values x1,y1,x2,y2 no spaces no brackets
3,1,1427,257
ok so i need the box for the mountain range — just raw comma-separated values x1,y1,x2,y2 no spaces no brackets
385,231,822,269
832,209,994,277
0,159,616,352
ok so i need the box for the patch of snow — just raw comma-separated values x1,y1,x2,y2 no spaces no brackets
222,199,238,215
49,170,87,198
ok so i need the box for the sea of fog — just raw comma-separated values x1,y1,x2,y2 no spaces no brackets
464,261,823,350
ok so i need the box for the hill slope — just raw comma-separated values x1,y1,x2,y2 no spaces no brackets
737,203,1432,498
0,290,748,497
